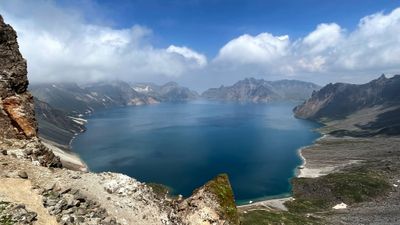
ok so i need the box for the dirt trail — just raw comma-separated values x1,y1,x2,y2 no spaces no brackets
0,178,58,225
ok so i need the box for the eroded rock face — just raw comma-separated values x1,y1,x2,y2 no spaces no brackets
0,15,37,139
0,15,61,167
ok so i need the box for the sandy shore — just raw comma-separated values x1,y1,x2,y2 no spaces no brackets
238,197,294,211
296,134,336,178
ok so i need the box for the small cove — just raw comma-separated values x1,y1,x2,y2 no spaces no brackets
72,101,321,203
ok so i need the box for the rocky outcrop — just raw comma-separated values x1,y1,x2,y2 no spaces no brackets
0,15,36,139
178,174,240,225
0,15,61,167
202,78,320,103
294,74,400,135
0,153,240,225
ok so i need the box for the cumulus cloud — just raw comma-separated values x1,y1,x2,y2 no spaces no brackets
0,0,207,83
302,23,343,54
215,8,400,80
166,45,207,67
215,33,289,64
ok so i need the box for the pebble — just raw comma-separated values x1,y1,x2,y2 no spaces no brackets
18,171,28,179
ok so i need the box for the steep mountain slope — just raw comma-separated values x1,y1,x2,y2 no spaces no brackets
34,97,85,148
202,78,320,103
294,74,400,135
30,81,157,115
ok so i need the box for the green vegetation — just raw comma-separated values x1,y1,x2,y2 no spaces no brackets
0,202,13,225
240,210,322,225
285,199,330,213
240,169,392,224
206,174,240,224
328,171,391,202
286,170,391,214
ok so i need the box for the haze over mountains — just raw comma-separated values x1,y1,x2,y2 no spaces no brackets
202,78,321,103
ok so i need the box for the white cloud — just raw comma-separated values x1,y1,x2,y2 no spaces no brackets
167,45,207,67
302,23,343,54
0,0,207,83
215,33,290,64
334,8,400,71
214,8,400,80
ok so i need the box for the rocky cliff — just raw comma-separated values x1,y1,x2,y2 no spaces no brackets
0,15,61,167
294,74,400,135
0,15,35,139
202,78,320,103
0,15,239,225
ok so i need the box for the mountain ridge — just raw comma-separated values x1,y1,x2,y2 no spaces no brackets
202,77,321,103
293,74,400,136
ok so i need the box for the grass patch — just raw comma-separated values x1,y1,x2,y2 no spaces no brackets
287,170,391,214
328,171,391,202
0,202,13,225
206,174,239,224
240,210,322,225
285,199,330,214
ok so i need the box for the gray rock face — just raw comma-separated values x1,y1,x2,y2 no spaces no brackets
293,74,400,135
0,16,28,97
202,78,320,103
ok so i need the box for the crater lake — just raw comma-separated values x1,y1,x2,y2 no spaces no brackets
72,101,321,203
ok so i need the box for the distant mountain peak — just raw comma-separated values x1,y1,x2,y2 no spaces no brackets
202,78,320,103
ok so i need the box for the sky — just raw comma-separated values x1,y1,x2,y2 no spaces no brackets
1,0,400,90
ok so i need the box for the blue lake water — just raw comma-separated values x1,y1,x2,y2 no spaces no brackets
72,101,320,203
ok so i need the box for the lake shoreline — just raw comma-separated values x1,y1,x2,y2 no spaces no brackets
239,132,328,209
